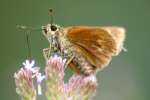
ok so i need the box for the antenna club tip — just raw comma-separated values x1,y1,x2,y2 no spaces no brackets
16,25,27,29
49,8,53,13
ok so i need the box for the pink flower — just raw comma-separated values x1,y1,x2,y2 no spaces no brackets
65,74,97,99
45,55,97,100
14,67,36,100
22,60,39,74
14,55,98,100
46,55,66,81
36,73,45,95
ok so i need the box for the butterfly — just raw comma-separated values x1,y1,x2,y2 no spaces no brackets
42,24,126,76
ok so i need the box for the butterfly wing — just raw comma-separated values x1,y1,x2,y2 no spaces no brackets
100,26,126,55
64,26,125,71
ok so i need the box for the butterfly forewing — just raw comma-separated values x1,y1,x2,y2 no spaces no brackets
65,26,121,70
101,26,126,55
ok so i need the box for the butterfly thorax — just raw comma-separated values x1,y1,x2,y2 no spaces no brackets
57,28,74,58
57,28,96,75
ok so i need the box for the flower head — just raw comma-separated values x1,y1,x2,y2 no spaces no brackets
65,74,97,100
36,72,45,95
14,59,41,100
36,73,45,84
22,60,35,69
45,55,97,100
45,55,66,99
46,55,66,81
22,60,39,74
14,55,98,100
14,67,36,100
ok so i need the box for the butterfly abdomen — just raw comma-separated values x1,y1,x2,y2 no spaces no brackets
60,38,97,76
71,52,97,76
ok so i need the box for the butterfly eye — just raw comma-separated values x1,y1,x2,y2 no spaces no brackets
50,25,57,31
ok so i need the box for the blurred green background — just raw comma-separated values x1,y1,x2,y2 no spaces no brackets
0,0,150,100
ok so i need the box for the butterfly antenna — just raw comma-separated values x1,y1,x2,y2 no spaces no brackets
26,30,32,62
16,25,42,31
16,25,33,62
49,8,54,25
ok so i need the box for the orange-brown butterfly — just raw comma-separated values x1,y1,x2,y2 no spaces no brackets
42,9,126,76
42,24,126,76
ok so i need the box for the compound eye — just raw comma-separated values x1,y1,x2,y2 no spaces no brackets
50,25,57,31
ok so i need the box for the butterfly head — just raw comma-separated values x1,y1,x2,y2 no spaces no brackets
42,24,61,41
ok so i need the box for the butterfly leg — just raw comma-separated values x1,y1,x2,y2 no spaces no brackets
43,42,53,60
43,48,50,60
65,56,75,69
47,43,52,58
